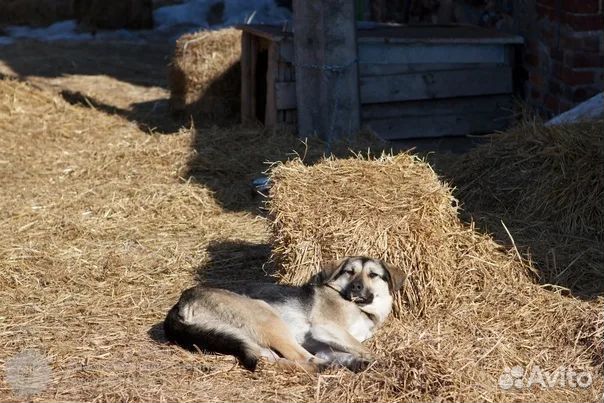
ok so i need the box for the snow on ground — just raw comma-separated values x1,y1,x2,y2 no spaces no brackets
0,0,291,45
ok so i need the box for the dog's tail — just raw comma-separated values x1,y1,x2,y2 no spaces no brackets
163,302,262,371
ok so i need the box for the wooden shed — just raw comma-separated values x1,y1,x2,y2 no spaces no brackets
239,24,523,139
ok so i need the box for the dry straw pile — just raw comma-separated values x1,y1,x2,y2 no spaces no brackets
0,78,291,402
1,72,602,402
168,28,241,124
450,120,604,297
268,153,603,401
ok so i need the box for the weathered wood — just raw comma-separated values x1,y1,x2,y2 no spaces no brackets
360,67,512,104
276,68,512,108
359,62,502,77
249,35,259,122
279,40,294,63
239,24,524,45
285,109,296,125
293,0,360,139
361,95,513,119
275,82,296,110
359,43,506,65
264,42,279,127
365,109,511,139
240,32,254,123
262,31,521,64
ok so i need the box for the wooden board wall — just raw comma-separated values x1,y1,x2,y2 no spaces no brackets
250,33,517,139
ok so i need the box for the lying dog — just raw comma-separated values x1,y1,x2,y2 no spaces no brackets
164,256,405,372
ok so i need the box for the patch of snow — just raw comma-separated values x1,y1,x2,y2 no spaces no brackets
0,0,291,46
6,20,90,41
546,93,604,126
0,36,15,45
153,1,211,29
220,0,290,26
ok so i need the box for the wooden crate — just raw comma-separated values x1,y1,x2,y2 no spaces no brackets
239,24,523,139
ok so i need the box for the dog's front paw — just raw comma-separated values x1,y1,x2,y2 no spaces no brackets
346,355,374,372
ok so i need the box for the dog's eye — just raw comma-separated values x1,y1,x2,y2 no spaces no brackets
368,272,379,279
344,269,354,275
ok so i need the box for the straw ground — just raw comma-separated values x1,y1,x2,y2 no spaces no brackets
0,77,398,402
1,32,602,402
268,153,603,402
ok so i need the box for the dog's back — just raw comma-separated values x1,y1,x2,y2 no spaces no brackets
164,286,321,371
164,287,269,370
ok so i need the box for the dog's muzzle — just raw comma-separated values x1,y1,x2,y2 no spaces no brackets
347,292,374,305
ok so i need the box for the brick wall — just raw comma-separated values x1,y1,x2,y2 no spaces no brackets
525,0,604,117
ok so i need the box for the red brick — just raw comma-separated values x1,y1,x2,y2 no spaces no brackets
569,52,604,68
572,86,601,102
530,71,544,87
560,33,601,53
559,67,595,85
562,0,600,13
536,4,557,20
544,94,560,113
550,47,564,61
559,99,573,112
563,13,604,31
526,38,540,54
531,87,542,100
537,0,555,6
548,79,562,95
525,52,540,67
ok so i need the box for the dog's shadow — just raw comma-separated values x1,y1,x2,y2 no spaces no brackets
196,240,276,292
148,240,276,344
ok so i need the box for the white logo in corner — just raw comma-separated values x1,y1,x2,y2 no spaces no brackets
4,349,51,398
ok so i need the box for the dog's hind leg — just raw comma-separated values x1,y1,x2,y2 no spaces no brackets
261,317,327,372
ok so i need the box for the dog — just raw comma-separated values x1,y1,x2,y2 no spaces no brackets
163,256,405,372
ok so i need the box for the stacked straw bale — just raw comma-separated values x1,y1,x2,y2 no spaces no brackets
168,28,241,124
451,120,604,297
267,153,603,401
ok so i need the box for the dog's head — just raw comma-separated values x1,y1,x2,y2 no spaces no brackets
315,256,405,310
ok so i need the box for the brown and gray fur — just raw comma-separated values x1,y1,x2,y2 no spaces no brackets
164,256,405,372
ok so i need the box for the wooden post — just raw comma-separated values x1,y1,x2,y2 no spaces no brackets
292,0,361,141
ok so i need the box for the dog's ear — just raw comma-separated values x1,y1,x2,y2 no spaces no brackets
313,257,349,285
381,260,406,293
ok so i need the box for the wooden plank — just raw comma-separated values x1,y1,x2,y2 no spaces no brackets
277,68,512,109
275,82,296,110
361,95,513,119
359,62,502,77
264,42,279,128
293,0,361,139
249,35,259,122
280,38,515,65
238,24,524,45
285,109,296,125
359,43,506,65
240,32,253,123
279,40,294,63
359,67,512,104
364,110,511,139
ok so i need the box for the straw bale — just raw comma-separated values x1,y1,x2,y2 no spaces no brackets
168,28,241,124
454,121,604,238
450,120,604,297
267,153,603,401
